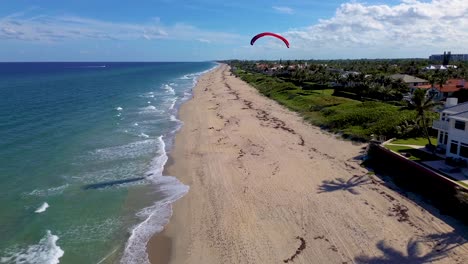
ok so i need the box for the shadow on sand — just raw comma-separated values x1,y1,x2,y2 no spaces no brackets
82,177,146,190
355,230,467,263
421,230,467,253
317,175,370,195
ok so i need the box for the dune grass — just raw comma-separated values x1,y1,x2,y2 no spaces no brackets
235,70,420,141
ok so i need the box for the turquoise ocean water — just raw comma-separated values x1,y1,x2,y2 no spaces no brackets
0,62,217,263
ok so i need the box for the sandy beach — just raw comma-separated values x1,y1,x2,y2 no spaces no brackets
147,64,468,263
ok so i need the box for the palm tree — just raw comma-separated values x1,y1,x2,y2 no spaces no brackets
437,72,448,99
409,89,438,148
391,78,408,97
428,73,436,89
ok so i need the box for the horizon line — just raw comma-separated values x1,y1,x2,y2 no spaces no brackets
0,57,435,63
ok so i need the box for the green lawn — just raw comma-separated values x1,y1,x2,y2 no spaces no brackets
385,145,442,162
392,137,438,146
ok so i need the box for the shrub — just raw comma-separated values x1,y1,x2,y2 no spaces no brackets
234,69,429,141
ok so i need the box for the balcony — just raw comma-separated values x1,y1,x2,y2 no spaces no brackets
432,120,449,131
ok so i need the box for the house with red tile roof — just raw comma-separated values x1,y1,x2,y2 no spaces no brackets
255,63,270,71
418,79,468,100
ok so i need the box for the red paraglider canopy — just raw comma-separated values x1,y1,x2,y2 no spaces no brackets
250,32,289,48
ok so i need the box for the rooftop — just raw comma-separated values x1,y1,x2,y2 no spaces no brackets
450,110,468,121
419,79,468,93
442,100,468,114
390,74,428,83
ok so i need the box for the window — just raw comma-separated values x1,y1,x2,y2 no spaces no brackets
439,133,443,143
461,143,468,158
455,120,465,130
444,133,448,145
450,141,458,154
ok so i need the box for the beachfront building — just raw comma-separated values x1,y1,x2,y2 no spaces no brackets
418,79,468,101
432,98,468,160
430,53,468,62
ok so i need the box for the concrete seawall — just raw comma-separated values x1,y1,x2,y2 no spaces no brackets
367,143,468,223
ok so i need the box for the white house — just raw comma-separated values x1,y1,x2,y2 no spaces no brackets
432,98,468,160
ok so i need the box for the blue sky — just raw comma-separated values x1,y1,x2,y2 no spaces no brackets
0,0,466,61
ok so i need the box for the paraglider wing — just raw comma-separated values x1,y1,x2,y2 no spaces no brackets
250,32,289,48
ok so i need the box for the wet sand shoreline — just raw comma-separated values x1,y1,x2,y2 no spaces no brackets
146,64,468,264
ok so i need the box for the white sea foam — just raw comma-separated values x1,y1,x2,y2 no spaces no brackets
141,92,155,98
121,65,219,263
181,65,219,101
168,98,177,110
139,105,164,115
134,123,139,126
144,105,156,110
178,64,218,83
169,115,178,122
70,162,146,186
90,139,158,161
138,118,164,124
121,136,189,264
35,202,49,213
181,90,193,102
1,230,64,264
163,84,175,95
25,184,69,197
116,107,123,111
138,133,150,138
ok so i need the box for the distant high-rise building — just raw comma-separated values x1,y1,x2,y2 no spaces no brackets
430,52,468,62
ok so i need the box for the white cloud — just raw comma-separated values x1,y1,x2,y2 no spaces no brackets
283,0,468,57
0,13,240,43
273,6,294,15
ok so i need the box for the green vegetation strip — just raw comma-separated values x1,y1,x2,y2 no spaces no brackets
234,70,425,141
